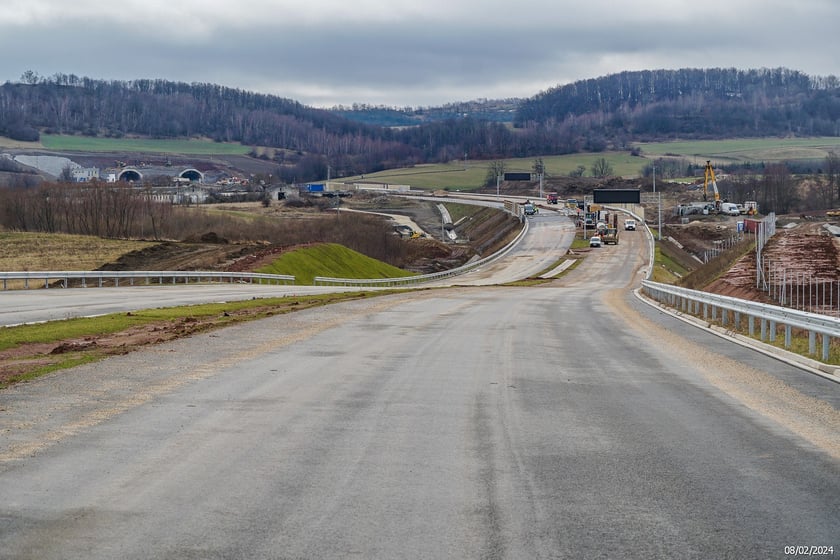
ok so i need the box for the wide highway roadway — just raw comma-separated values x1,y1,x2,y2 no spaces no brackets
0,210,838,559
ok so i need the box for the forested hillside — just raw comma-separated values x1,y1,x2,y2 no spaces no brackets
2,68,839,184
515,68,840,139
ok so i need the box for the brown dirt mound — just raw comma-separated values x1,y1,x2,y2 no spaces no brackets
705,222,840,302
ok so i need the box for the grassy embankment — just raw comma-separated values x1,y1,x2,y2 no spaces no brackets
256,243,415,284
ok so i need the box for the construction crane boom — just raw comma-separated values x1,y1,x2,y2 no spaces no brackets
703,160,721,209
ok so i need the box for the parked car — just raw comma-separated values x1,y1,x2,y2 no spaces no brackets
589,236,602,247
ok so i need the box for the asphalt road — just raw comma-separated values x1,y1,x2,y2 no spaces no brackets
0,214,838,559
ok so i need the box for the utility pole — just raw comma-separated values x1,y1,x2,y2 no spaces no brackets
658,192,663,241
652,164,662,240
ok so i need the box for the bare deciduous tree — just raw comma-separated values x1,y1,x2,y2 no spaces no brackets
591,157,613,178
484,160,507,188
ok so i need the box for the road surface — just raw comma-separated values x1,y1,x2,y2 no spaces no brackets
0,215,838,559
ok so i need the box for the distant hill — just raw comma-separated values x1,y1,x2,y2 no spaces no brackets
330,99,521,127
515,67,840,139
2,68,839,184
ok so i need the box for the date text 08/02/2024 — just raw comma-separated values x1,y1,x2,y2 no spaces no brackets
784,545,834,556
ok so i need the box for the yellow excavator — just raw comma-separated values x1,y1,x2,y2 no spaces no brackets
703,160,721,212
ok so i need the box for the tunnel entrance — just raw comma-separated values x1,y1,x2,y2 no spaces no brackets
118,169,143,182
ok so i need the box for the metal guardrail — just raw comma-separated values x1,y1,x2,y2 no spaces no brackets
314,219,530,287
0,270,295,290
641,279,840,362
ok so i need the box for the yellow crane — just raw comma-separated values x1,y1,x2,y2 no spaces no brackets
703,160,721,211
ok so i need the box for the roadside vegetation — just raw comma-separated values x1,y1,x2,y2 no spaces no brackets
652,245,690,284
0,292,391,389
256,243,415,284
0,232,155,271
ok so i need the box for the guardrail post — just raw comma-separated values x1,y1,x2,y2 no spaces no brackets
734,311,741,330
809,331,817,355
749,316,755,337
81,277,87,288
822,334,830,361
769,321,776,342
760,318,767,341
99,277,103,287
785,325,792,348
44,278,49,289
721,309,728,326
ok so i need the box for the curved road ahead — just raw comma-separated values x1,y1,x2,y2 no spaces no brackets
1,212,838,559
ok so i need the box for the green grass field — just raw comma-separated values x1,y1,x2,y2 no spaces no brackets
40,135,251,155
635,137,840,165
343,138,840,191
344,152,649,191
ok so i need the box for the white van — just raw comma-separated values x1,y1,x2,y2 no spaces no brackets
720,202,740,216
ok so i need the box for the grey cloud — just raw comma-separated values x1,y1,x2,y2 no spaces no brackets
1,3,838,108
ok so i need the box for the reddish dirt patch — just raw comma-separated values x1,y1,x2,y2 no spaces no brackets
0,298,351,387
705,222,840,304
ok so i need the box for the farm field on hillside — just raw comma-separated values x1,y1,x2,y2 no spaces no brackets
637,137,840,164
345,152,650,191
40,135,251,155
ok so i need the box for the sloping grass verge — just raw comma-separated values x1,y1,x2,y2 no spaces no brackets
256,243,416,284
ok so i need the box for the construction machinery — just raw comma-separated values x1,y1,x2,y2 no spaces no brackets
601,227,619,245
702,160,721,211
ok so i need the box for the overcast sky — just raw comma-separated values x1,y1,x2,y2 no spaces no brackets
2,0,838,108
